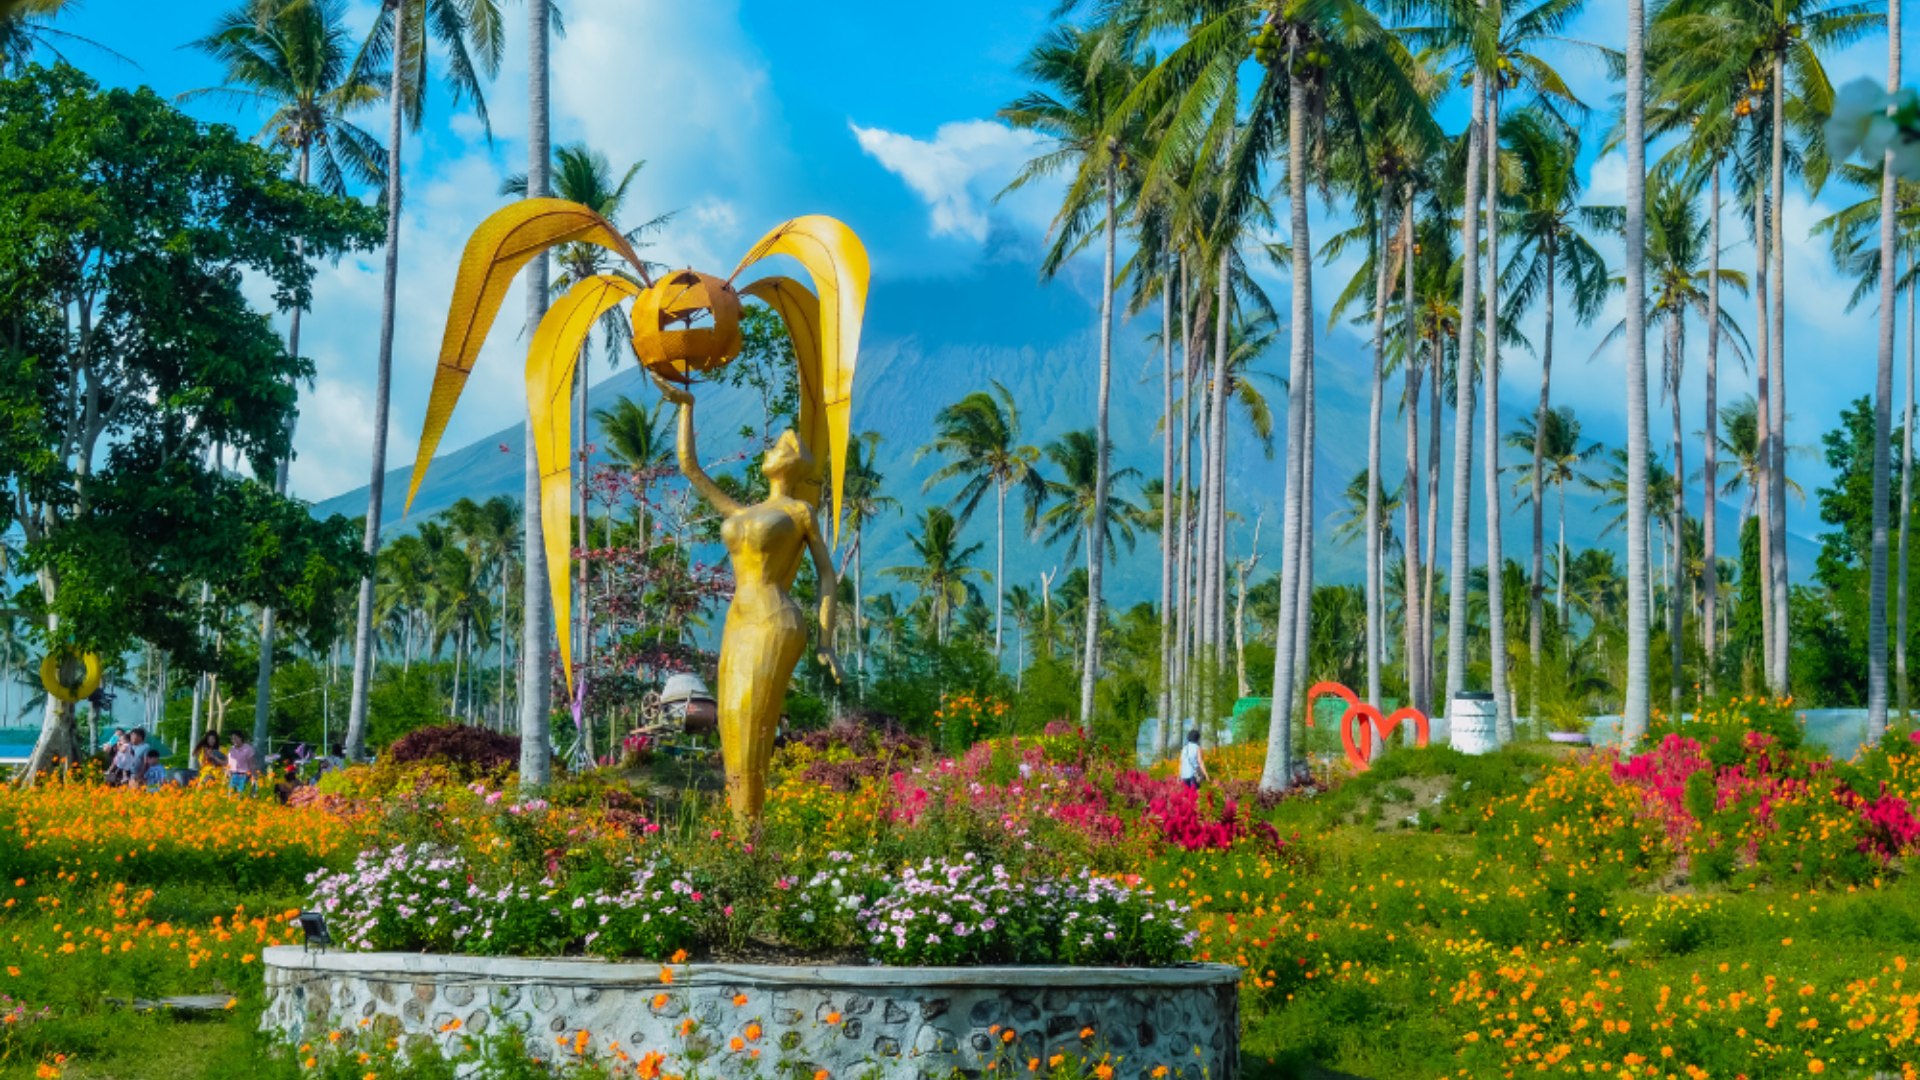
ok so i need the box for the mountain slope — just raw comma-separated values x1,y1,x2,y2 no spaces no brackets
313,258,1820,606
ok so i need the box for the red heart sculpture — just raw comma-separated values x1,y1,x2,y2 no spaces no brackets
1306,681,1430,772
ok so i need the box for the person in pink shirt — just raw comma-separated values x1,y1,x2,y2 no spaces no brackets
224,732,259,793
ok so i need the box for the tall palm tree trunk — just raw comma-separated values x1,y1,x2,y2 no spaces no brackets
1669,318,1686,715
1870,0,1902,742
1529,240,1555,717
576,354,593,761
1195,385,1215,667
1767,52,1791,693
1211,245,1233,680
1294,330,1315,707
1557,479,1569,632
518,0,554,787
1426,336,1442,702
1445,70,1486,719
995,482,1006,662
1175,261,1196,736
1703,164,1721,696
343,8,405,761
1902,256,1915,721
1365,204,1393,718
1158,260,1175,754
1754,163,1776,687
253,143,313,755
1077,164,1118,726
1262,52,1313,793
1622,0,1652,743
1402,199,1426,716
1483,87,1511,742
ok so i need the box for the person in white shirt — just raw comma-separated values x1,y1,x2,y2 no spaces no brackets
1178,729,1209,790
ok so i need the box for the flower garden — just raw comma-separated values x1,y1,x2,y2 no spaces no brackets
6,701,1920,1078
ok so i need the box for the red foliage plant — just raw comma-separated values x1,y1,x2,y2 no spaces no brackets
386,724,518,777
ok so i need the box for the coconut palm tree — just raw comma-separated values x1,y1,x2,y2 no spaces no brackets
1716,396,1807,520
1591,447,1677,632
1663,0,1886,696
1413,0,1605,742
1034,429,1141,695
343,0,504,763
1640,58,1744,698
1599,173,1751,711
1102,0,1430,790
883,508,988,645
1000,22,1151,727
1622,0,1652,742
1499,105,1614,708
442,495,520,729
503,143,666,732
1326,90,1440,722
518,0,553,785
593,393,670,549
1331,471,1403,556
0,0,112,72
1035,430,1144,576
1812,162,1920,719
186,0,387,755
1506,408,1603,652
918,382,1049,663
838,433,898,677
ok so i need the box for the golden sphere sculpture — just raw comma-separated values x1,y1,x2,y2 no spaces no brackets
632,270,744,382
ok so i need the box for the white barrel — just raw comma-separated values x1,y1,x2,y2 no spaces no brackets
1449,692,1498,755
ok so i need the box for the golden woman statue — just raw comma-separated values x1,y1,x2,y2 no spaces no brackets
654,376,843,820
404,199,868,827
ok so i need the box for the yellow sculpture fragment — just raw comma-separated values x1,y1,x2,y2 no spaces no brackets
405,198,870,826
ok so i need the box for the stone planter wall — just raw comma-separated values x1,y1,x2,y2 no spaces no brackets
262,947,1239,1079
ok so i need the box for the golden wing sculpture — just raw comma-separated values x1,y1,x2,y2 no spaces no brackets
406,199,869,693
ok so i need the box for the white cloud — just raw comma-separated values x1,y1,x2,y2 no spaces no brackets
850,119,1047,242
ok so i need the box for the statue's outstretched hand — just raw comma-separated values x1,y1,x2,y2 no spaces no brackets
649,370,694,407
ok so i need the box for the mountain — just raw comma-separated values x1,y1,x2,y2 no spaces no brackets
313,257,1821,606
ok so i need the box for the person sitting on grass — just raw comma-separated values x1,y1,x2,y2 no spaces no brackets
1179,729,1209,791
224,732,258,793
139,748,168,789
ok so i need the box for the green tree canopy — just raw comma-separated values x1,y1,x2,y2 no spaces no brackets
0,64,381,769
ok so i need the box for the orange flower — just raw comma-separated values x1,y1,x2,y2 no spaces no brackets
658,966,674,985
732,994,749,1007
636,1051,665,1079
1094,1066,1114,1080
1002,1029,1017,1044
1079,1027,1094,1040
745,1023,762,1042
728,1037,745,1053
813,1071,829,1080
572,1030,590,1056
652,993,670,1009
825,1011,842,1025
670,948,689,963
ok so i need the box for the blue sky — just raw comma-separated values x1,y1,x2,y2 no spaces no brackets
46,0,1920,550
